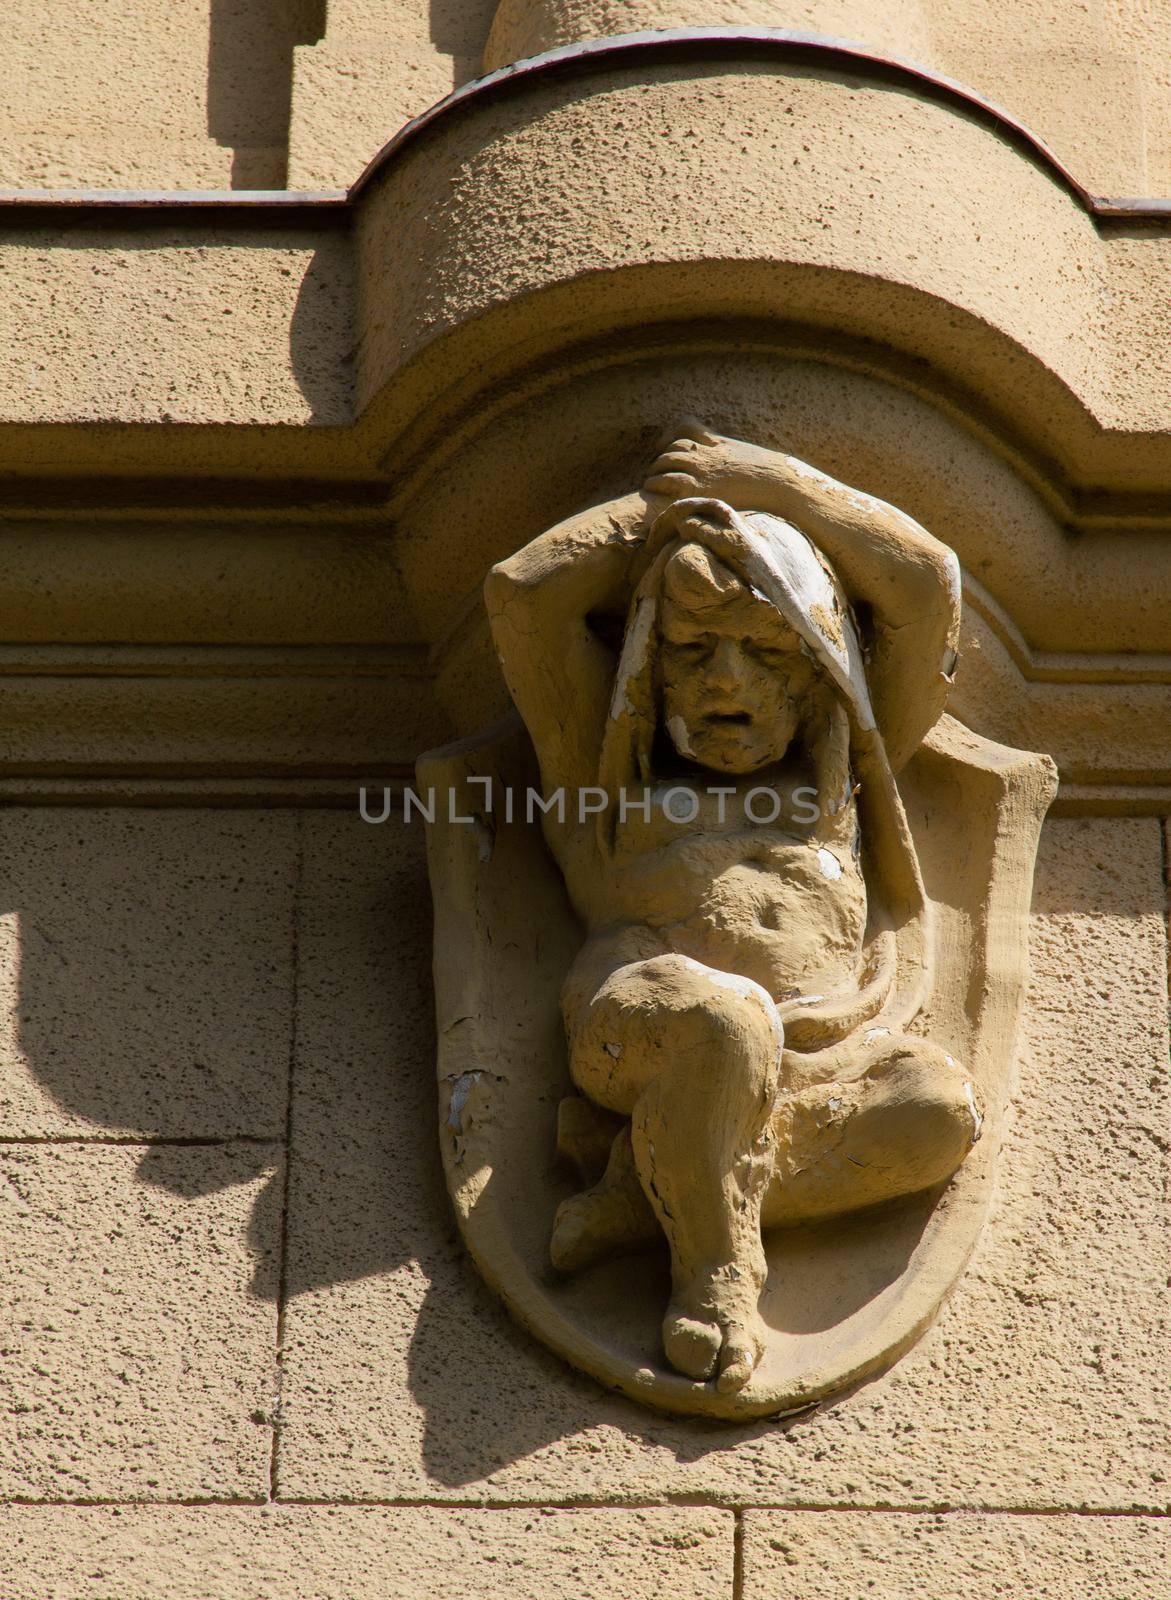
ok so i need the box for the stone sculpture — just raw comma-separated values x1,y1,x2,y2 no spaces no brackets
421,425,1056,1419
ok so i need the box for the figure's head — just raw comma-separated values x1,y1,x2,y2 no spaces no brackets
658,541,817,774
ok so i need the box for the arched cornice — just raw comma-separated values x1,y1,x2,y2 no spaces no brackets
347,29,1171,222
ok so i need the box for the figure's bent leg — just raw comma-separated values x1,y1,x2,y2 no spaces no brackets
550,1124,659,1272
762,1038,982,1229
574,954,785,1391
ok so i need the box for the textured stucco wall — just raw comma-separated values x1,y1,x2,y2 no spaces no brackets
1,5,1169,1597
5,0,1171,194
0,0,327,188
0,808,1165,1594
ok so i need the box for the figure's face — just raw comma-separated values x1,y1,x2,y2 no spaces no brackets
659,586,815,774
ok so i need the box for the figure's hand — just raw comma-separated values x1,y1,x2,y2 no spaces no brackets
644,422,792,508
643,494,749,568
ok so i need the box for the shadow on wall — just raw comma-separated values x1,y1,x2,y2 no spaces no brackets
2,808,1113,1486
208,0,328,187
288,239,357,422
2,811,300,1279
0,807,796,1484
430,0,505,85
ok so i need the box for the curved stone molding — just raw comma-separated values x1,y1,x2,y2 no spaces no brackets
4,33,1171,492
3,33,1171,804
396,344,1171,812
350,32,1171,513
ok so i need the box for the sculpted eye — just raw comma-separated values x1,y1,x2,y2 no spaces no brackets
749,643,792,666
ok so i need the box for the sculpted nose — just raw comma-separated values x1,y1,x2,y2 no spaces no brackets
705,637,746,692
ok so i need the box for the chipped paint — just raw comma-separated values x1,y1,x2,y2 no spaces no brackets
446,1069,484,1134
963,1080,984,1142
674,955,786,1043
666,713,695,757
608,594,656,720
817,847,843,880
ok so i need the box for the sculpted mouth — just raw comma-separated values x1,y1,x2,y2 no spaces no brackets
705,711,753,727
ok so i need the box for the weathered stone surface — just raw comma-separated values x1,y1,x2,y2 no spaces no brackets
279,816,1170,1506
289,0,499,190
741,1510,1171,1598
481,0,1151,196
0,1505,732,1598
2,0,292,187
0,234,353,429
0,810,297,1138
0,1143,279,1500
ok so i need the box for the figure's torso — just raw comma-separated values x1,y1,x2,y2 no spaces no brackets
550,778,867,1001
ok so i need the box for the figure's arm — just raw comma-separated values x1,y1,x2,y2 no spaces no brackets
484,496,648,796
645,427,961,769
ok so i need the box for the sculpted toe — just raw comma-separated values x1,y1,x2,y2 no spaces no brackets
663,1313,721,1380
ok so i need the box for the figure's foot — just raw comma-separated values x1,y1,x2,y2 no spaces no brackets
662,1265,767,1392
550,1182,658,1272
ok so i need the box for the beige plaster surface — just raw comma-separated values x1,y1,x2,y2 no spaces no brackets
742,1510,1171,1597
1,0,324,189
481,0,1153,195
0,811,297,1138
2,0,1170,196
291,0,1171,196
0,231,353,429
0,1505,732,1598
288,0,501,190
0,1142,278,1501
278,813,1170,1506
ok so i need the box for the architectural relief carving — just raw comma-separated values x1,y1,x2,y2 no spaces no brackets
421,426,1056,1418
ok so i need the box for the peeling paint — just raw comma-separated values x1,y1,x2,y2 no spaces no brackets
609,595,656,720
817,847,843,880
963,1080,984,1142
666,713,695,757
446,1069,483,1134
